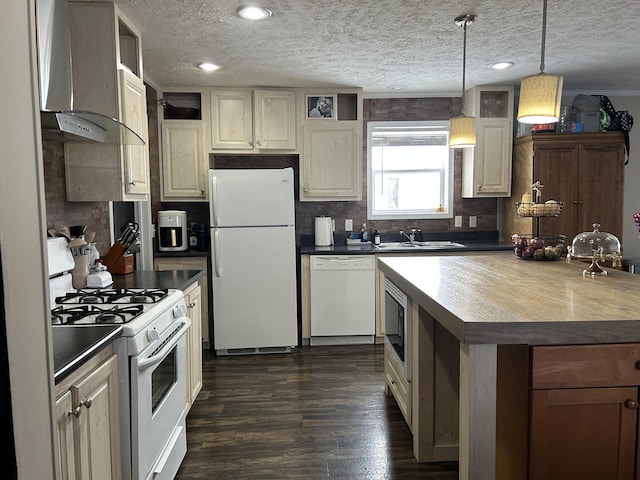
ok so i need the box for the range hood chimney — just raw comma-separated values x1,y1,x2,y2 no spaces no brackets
36,0,144,144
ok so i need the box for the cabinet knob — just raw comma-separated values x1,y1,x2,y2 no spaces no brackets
634,360,640,370
82,398,93,409
625,399,639,410
69,405,82,418
573,199,582,206
201,188,205,195
255,139,261,146
129,181,136,186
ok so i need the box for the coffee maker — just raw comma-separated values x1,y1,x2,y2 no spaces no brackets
157,210,188,252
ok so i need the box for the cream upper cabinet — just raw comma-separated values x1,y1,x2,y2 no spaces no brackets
210,89,253,150
461,85,514,198
301,122,361,200
65,2,149,202
253,89,297,149
299,89,363,201
160,122,207,200
119,68,149,195
210,88,297,151
159,90,208,201
55,349,121,480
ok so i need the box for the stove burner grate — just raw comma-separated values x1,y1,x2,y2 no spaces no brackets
55,288,169,305
51,304,144,325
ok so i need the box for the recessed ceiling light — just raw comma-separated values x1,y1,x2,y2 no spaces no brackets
490,62,514,70
199,62,220,72
236,6,272,20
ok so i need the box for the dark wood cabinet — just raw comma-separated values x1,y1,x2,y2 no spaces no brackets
503,132,626,244
528,344,640,480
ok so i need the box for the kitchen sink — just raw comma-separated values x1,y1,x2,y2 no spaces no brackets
375,241,466,250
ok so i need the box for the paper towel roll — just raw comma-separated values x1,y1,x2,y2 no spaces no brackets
315,217,334,246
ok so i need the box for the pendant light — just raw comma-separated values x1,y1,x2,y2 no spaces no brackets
517,0,564,124
449,14,477,148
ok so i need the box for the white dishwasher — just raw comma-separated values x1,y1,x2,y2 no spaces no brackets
310,255,376,345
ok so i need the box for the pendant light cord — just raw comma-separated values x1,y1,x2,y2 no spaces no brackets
539,0,548,73
461,20,468,107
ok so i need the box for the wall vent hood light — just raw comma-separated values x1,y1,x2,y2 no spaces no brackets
37,0,144,145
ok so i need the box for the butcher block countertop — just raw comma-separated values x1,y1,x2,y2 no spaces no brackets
377,255,640,346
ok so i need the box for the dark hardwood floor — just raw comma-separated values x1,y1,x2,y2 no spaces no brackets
176,344,458,479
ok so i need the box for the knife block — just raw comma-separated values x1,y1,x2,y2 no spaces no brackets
111,254,134,275
102,242,126,270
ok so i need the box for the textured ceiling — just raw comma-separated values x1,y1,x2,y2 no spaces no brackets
115,0,640,95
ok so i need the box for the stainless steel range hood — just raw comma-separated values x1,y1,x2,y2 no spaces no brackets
37,0,144,144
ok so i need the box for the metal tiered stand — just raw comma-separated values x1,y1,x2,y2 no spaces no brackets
512,181,565,261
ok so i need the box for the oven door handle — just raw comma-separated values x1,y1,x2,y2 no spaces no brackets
136,319,190,372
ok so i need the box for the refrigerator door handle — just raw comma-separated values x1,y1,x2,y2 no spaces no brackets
211,175,219,227
213,229,221,277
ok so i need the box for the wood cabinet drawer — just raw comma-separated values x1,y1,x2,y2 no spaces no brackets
532,344,640,389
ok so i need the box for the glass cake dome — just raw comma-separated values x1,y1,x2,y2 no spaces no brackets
570,223,622,276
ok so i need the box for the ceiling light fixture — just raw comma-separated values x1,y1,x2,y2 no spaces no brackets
449,13,477,148
490,62,514,70
199,62,220,72
517,0,563,124
236,6,273,20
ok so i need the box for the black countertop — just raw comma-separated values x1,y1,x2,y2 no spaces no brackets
300,241,513,255
53,269,204,384
111,269,204,290
53,325,123,384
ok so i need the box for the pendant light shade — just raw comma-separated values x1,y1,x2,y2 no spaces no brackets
449,116,476,147
517,73,563,124
449,14,476,148
517,0,564,124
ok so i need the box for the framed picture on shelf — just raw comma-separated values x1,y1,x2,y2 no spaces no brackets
306,95,336,119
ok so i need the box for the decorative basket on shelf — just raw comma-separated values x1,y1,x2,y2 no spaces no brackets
511,234,566,261
515,200,563,217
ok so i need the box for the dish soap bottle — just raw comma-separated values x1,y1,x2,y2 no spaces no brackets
373,229,381,245
360,223,369,242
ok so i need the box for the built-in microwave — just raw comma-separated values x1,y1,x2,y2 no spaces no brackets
384,278,412,381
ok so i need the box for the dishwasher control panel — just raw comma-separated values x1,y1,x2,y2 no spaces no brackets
310,255,375,270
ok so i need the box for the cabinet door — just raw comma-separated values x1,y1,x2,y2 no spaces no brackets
73,355,121,480
119,68,150,195
184,282,203,412
253,89,296,149
530,387,637,480
462,120,512,197
210,90,253,149
161,122,207,200
55,390,78,480
532,143,580,238
578,142,625,240
301,123,361,201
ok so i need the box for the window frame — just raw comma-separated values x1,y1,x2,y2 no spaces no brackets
366,120,454,221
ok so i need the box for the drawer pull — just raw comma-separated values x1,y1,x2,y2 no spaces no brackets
625,399,638,410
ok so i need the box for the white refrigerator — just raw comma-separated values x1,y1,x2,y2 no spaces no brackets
209,168,298,354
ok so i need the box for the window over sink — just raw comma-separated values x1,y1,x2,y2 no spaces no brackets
367,121,453,220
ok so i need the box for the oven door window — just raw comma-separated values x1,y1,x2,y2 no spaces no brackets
384,290,405,361
152,347,177,413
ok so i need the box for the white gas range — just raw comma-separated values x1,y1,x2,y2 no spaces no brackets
48,238,190,480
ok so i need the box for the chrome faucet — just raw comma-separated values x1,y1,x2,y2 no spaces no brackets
400,228,417,244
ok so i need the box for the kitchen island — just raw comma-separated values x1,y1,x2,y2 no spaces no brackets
377,255,640,480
